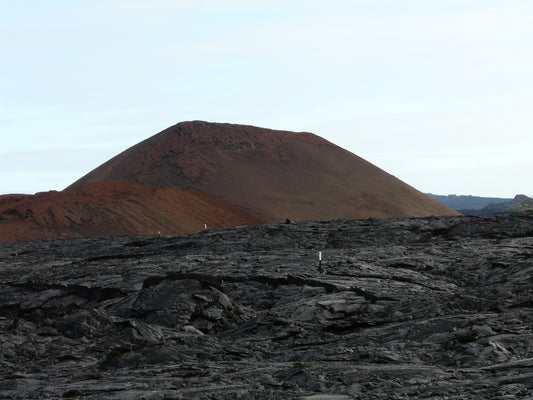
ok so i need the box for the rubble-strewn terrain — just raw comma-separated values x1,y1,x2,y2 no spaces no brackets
1,212,532,399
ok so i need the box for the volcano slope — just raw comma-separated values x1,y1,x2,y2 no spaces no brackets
68,121,458,221
1,212,532,399
0,181,263,242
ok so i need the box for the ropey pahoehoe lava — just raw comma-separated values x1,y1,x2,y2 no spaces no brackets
1,213,532,398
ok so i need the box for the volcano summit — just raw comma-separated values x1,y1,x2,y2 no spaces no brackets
69,121,457,221
1,121,457,242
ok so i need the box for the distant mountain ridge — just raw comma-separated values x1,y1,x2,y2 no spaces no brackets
427,194,512,211
428,193,532,215
474,194,533,215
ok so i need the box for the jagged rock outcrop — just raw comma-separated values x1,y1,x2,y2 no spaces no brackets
1,212,532,399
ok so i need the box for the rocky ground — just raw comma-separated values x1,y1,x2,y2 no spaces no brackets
0,212,532,399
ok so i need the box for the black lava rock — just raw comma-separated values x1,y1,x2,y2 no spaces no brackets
1,212,532,399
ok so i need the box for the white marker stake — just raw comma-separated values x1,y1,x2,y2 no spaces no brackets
204,223,208,231
319,251,322,261
318,251,324,273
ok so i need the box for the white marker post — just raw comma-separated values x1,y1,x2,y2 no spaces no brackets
318,251,324,273
204,223,208,231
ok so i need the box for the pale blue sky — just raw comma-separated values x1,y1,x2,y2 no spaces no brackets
1,0,532,197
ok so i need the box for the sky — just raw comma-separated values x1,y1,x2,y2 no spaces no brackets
1,0,532,198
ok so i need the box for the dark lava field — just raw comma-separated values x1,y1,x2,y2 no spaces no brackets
1,212,532,399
